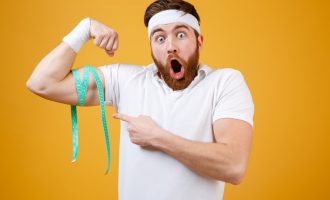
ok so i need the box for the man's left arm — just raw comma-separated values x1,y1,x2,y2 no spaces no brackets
113,113,253,185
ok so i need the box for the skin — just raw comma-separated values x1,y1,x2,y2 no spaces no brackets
26,18,253,185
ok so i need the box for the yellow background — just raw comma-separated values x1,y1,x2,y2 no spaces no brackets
0,0,329,199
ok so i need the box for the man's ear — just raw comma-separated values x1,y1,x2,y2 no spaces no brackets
197,35,203,52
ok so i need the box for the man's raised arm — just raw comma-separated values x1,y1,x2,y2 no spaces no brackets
26,18,118,106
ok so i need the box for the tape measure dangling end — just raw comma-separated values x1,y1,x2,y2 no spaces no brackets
70,66,111,175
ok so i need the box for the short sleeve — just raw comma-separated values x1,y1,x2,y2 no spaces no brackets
212,69,254,126
99,64,120,110
99,63,142,111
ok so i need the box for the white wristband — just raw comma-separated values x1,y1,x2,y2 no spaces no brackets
63,17,91,53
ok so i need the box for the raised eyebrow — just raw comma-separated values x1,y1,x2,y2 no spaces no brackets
173,25,190,31
151,28,165,38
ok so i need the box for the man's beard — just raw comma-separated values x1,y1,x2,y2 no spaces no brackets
152,47,200,91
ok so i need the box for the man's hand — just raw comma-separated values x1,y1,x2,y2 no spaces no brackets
90,19,119,57
112,113,165,149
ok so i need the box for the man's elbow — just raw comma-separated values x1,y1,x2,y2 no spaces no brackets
226,164,247,185
26,77,48,96
228,171,244,185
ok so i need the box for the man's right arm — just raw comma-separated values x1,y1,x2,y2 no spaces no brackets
26,18,118,106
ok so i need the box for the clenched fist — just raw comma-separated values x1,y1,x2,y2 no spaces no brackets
90,19,119,57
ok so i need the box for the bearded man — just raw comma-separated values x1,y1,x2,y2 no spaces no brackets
27,0,254,199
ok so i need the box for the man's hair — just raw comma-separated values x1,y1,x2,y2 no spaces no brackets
144,0,201,36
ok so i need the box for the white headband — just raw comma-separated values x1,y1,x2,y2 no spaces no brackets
147,9,200,38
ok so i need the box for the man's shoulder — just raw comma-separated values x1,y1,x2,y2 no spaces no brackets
100,63,150,75
103,63,156,71
202,64,243,79
99,63,159,83
103,63,143,70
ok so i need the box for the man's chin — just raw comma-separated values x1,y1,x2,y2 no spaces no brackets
164,75,192,91
155,65,198,90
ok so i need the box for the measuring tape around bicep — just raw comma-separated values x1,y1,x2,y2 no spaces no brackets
70,66,111,175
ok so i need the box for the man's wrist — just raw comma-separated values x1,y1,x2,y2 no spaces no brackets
150,128,172,151
62,17,91,53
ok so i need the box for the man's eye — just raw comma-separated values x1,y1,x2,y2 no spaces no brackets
177,32,185,39
157,36,165,43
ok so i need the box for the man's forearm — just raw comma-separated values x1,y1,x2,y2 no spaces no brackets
151,129,244,185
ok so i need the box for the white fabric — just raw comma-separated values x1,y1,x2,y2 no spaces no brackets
148,9,201,38
100,63,254,200
63,18,91,53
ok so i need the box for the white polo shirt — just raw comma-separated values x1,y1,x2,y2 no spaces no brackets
100,63,254,200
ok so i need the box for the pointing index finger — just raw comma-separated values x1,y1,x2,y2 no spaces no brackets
112,113,133,123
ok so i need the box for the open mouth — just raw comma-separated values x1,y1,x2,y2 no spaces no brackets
171,59,182,73
169,59,185,80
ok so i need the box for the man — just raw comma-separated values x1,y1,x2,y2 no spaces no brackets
27,0,254,199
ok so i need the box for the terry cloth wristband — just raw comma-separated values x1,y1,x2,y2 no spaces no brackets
63,18,91,53
70,66,111,175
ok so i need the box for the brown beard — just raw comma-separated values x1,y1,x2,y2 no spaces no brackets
152,45,200,91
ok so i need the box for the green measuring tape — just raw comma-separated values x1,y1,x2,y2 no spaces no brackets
70,66,110,174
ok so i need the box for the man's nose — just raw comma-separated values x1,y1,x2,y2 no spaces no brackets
166,38,178,54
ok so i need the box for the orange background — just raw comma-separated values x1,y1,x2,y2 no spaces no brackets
0,0,329,199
